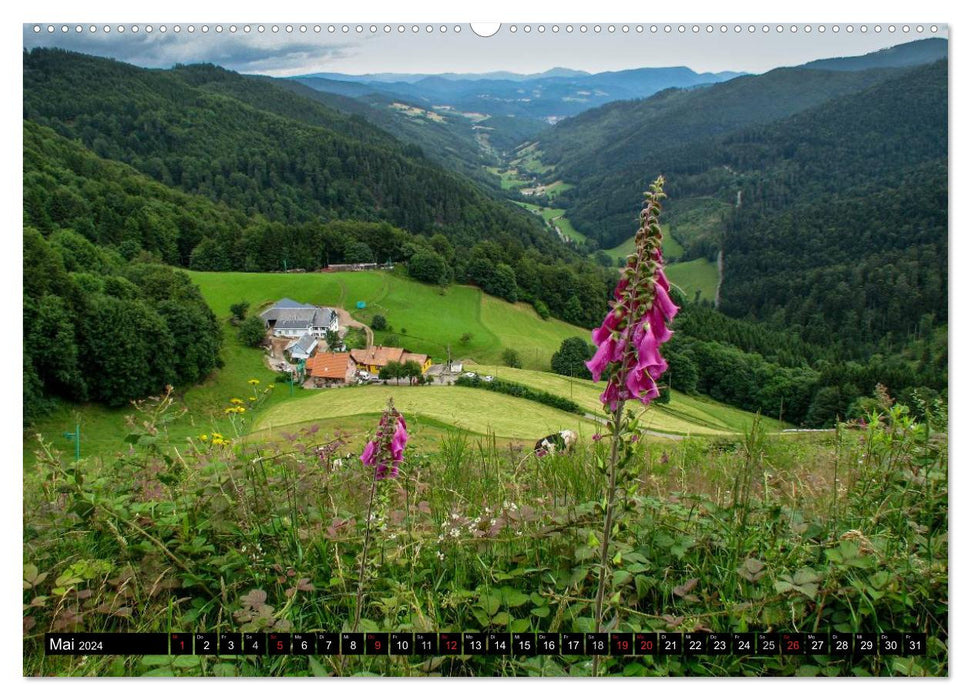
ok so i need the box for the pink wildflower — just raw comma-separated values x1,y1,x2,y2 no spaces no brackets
586,176,677,412
360,399,407,480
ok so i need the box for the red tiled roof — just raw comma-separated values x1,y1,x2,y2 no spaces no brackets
350,346,405,368
306,352,353,380
401,352,429,366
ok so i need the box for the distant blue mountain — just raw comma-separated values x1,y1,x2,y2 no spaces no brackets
293,65,746,122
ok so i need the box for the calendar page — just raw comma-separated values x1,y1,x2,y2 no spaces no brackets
21,17,948,679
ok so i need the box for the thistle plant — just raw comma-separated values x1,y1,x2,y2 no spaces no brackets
587,176,678,675
352,398,408,633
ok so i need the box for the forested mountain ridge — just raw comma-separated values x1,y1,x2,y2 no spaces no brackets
718,60,947,352
541,65,920,249
22,48,555,256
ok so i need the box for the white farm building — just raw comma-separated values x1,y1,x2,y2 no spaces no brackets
260,298,340,339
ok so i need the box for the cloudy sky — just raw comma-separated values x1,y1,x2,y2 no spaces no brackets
21,22,948,78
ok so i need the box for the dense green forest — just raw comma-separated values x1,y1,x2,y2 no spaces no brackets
23,226,222,422
23,50,616,327
22,47,947,429
533,58,947,423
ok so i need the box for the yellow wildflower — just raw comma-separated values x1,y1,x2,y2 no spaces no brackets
248,397,256,402
199,434,209,441
231,398,244,405
248,379,260,385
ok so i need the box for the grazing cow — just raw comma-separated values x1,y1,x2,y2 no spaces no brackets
534,430,578,457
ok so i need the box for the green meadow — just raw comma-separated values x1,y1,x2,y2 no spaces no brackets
665,257,720,303
600,224,683,262
514,202,588,244
26,269,762,466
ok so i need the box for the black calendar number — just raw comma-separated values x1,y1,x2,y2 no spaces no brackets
903,633,926,656
292,633,314,655
194,633,217,655
538,633,559,655
830,632,853,656
683,633,705,656
634,633,657,655
561,633,585,655
805,633,827,655
315,633,340,655
341,633,364,655
219,633,242,655
733,633,754,655
513,633,537,655
488,633,510,655
439,633,461,655
658,632,682,655
267,633,290,655
781,633,805,655
366,633,388,655
855,633,878,656
610,633,633,656
243,632,265,655
586,633,608,654
709,633,731,655
170,633,192,655
463,633,487,655
879,633,902,655
390,633,413,655
756,633,779,655
414,633,437,655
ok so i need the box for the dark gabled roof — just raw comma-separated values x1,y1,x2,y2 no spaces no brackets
261,299,338,327
286,332,318,354
275,298,305,309
313,307,338,327
274,309,317,329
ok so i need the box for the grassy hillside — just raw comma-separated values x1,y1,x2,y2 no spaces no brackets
600,224,681,261
468,366,787,435
187,269,588,370
666,258,720,303
26,269,781,465
253,385,596,443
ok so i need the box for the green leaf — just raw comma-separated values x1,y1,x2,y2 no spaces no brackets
510,618,531,633
139,655,172,667
792,568,820,586
491,611,513,626
308,655,330,677
172,655,201,668
478,590,501,617
612,570,633,588
500,588,531,607
531,606,550,618
140,668,175,677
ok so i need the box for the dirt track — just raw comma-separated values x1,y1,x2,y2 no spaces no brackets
334,307,373,347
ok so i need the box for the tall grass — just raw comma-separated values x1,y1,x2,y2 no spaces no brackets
23,393,947,677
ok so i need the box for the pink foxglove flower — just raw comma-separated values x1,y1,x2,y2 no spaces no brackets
586,177,678,412
360,399,408,479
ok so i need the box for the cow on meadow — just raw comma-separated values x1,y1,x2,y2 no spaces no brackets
534,430,578,457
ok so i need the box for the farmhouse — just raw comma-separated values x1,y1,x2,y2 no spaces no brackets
260,298,339,338
285,333,318,362
305,352,356,387
401,352,432,374
350,346,405,375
